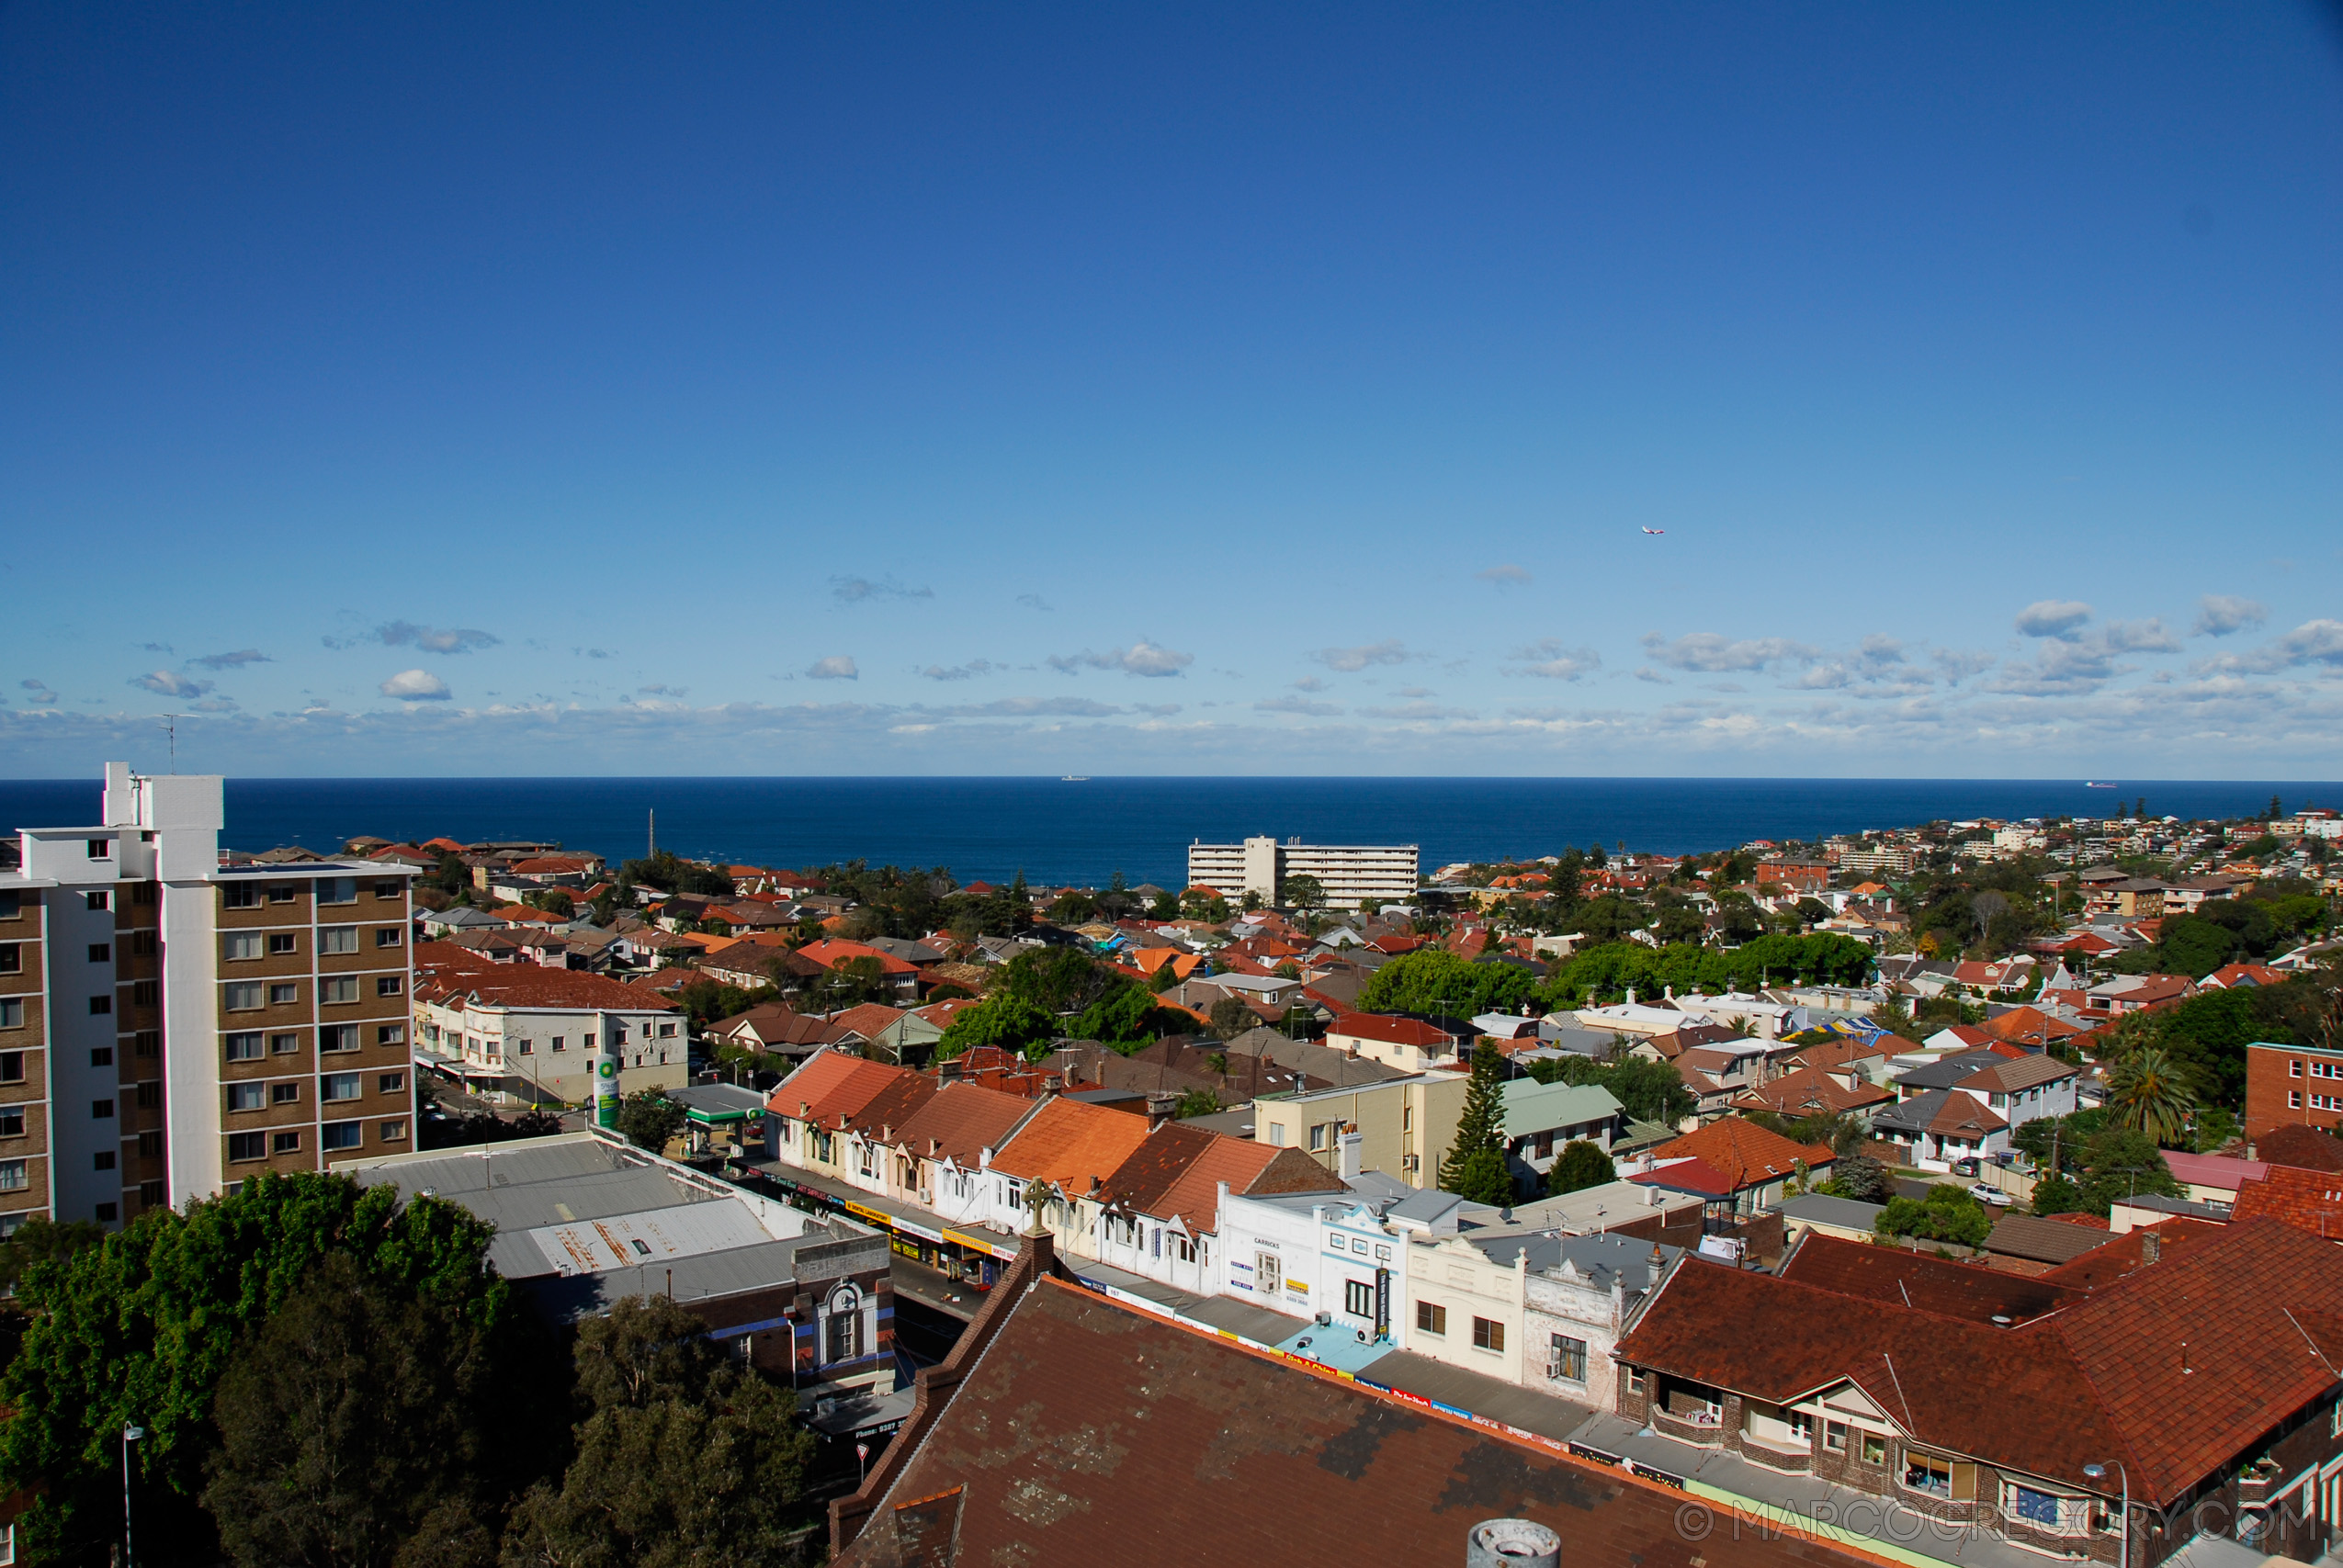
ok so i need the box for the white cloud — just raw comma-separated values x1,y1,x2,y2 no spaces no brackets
2102,617,2180,654
1639,632,1817,672
2195,595,2269,637
807,656,860,681
1313,638,1413,672
1047,640,1194,678
376,621,499,654
1506,640,1601,681
919,660,995,681
1476,564,1532,587
1291,676,1330,693
379,669,451,701
131,671,214,697
18,679,57,706
2014,601,2093,640
2200,618,2343,675
1255,695,1344,716
190,649,271,671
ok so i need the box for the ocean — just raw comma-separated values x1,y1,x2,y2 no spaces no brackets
1,776,2332,886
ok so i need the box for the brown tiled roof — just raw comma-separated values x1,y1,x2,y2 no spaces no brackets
838,1276,1880,1568
829,1002,910,1041
2259,1122,2343,1174
2036,1218,2228,1290
848,1070,939,1140
2232,1165,2343,1238
1097,1123,1343,1235
715,1003,855,1050
419,965,677,1012
1955,1054,2078,1092
1730,1066,1891,1117
1618,1219,2343,1504
1647,1117,1834,1190
1328,1012,1453,1047
986,1096,1155,1192
1779,1232,2083,1323
884,1081,1037,1167
768,1050,917,1129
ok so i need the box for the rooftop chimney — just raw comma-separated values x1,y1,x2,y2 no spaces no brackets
1337,1130,1364,1181
2141,1228,2161,1264
1467,1519,1559,1568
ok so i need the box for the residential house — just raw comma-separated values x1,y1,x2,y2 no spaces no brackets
708,1002,856,1062
1500,1079,1624,1192
411,964,685,1107
1607,1218,2343,1568
1076,1121,1344,1296
1729,1066,1892,1122
981,1095,1157,1245
1251,1072,1469,1189
1631,1118,1835,1217
1215,1172,1465,1338
1324,1011,1469,1073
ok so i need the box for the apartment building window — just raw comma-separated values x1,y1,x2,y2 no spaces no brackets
228,1133,266,1162
92,1099,115,1119
1344,1279,1375,1318
225,982,264,1011
321,978,357,1005
267,883,296,904
1308,1123,1329,1152
1825,1420,1849,1451
139,1179,164,1208
0,1053,22,1082
267,983,298,1006
271,1131,300,1156
273,1032,303,1055
227,933,263,962
131,930,156,956
95,1202,117,1223
657,1021,676,1038
272,1082,300,1105
378,1024,406,1046
87,942,110,964
138,1131,162,1158
85,890,109,910
320,927,358,955
1472,1317,1505,1352
94,1152,115,1172
376,976,403,998
1549,1335,1588,1383
0,943,17,974
132,981,156,1008
373,881,402,900
379,1072,406,1094
376,927,402,947
322,1073,361,1102
2292,1091,2304,1109
380,1119,408,1142
318,878,357,905
0,1109,22,1137
222,884,259,908
135,1031,160,1056
323,1122,363,1152
1173,1233,1196,1263
86,838,110,859
268,933,298,957
0,1160,25,1191
228,1084,265,1111
135,1081,160,1111
1413,1300,1447,1336
0,1001,19,1031
1266,1123,1286,1146
88,996,111,1015
90,1047,112,1068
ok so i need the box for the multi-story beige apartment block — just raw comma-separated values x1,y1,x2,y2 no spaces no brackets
0,763,414,1234
1184,836,1419,908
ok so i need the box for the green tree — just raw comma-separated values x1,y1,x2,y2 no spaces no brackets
1356,948,1534,1017
1831,1151,1890,1202
1439,1043,1517,1205
499,1296,811,1568
1207,996,1258,1041
0,1173,545,1567
1546,1140,1615,1195
2030,1171,2086,1215
615,1090,687,1153
525,888,575,918
1172,1088,1224,1119
934,994,1058,1060
811,954,892,1010
2077,1127,2181,1216
1875,1185,1992,1248
1072,985,1181,1051
2106,1045,2192,1145
617,851,735,897
203,1253,510,1568
1282,874,1325,911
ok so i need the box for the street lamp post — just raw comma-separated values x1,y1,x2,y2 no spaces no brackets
122,1422,144,1568
2083,1461,2129,1568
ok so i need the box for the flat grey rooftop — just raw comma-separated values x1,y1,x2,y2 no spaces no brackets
351,1136,724,1235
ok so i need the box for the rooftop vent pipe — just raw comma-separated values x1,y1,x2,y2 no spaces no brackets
1468,1519,1560,1568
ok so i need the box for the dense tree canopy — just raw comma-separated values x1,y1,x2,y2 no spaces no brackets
1536,934,1874,1008
1356,949,1535,1017
617,851,735,897
1523,1053,1697,1126
1439,1043,1515,1205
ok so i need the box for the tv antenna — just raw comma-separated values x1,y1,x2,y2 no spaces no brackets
161,714,178,773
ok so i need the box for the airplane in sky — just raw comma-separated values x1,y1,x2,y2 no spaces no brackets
1640,526,1665,535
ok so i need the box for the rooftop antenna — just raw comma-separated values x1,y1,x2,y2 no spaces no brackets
162,714,178,773
648,808,656,859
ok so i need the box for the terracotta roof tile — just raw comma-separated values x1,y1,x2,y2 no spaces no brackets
884,1081,1037,1167
986,1097,1155,1191
1646,1117,1835,1190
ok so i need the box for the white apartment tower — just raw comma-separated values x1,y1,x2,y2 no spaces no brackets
1185,836,1420,909
0,763,416,1234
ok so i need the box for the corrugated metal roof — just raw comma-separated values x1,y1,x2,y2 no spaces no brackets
525,1200,774,1277
352,1139,724,1233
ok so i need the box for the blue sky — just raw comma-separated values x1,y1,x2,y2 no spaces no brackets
4,3,2339,777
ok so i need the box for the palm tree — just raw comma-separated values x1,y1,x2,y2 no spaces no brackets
2107,1046,2191,1147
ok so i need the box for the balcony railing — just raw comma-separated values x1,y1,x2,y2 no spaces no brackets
1651,1407,1726,1445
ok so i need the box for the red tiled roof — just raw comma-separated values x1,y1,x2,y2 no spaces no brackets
1619,1219,2343,1505
767,1049,920,1129
1779,1232,2085,1323
1730,1067,1891,1117
885,1081,1037,1167
2233,1165,2343,1238
987,1097,1155,1191
798,938,920,976
1645,1117,1835,1190
2259,1122,2343,1174
418,965,676,1012
830,1002,911,1041
1097,1123,1341,1235
1328,1013,1454,1048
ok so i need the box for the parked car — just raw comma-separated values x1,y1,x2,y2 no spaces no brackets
1968,1180,2014,1208
1950,1156,1981,1178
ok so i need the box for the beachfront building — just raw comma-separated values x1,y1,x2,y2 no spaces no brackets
1184,837,1419,908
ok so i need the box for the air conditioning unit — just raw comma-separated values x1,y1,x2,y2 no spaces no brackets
1314,1312,1332,1327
